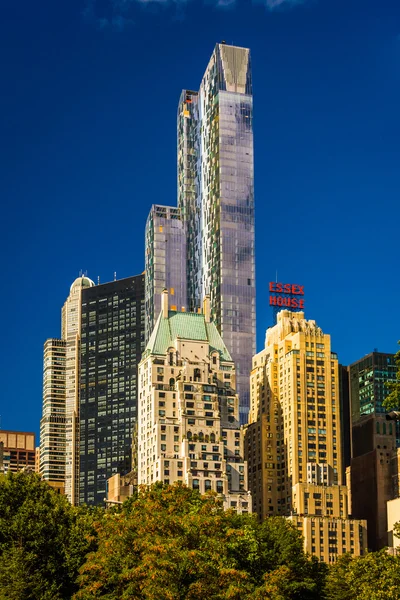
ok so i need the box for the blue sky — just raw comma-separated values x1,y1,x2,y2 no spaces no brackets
1,0,399,440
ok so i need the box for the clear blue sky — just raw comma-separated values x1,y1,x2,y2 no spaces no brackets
1,0,399,441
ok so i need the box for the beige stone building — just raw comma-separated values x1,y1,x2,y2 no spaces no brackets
0,431,36,473
245,310,366,562
137,291,251,513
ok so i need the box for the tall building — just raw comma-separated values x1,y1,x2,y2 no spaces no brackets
0,431,36,472
349,352,397,441
146,43,256,424
63,276,95,504
348,351,398,550
39,338,67,494
350,413,396,550
145,205,187,343
138,291,251,513
79,275,145,506
245,310,367,562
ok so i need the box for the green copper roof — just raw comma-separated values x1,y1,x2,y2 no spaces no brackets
143,310,232,362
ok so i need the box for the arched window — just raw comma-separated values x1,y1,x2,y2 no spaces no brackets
210,433,216,443
376,421,380,434
212,355,217,365
216,480,223,494
198,431,204,441
389,423,393,435
383,422,387,435
194,368,201,382
192,479,200,490
187,431,192,439
205,480,212,492
205,434,209,443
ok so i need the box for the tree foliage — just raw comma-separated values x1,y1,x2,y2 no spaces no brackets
326,550,400,600
75,482,325,600
3,474,400,600
0,471,96,600
383,342,400,411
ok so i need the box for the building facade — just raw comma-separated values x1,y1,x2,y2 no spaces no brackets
138,291,251,513
39,338,66,493
349,352,397,432
79,275,145,506
144,43,256,424
145,205,187,344
0,431,36,472
245,310,367,562
63,276,95,505
350,413,397,550
178,43,256,424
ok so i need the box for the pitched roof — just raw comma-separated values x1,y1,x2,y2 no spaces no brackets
143,310,232,362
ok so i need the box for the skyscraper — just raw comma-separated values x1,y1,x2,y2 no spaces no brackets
39,338,67,493
79,275,145,506
348,351,398,549
179,43,256,424
145,205,187,343
138,291,251,513
245,310,367,562
63,276,95,505
146,43,256,424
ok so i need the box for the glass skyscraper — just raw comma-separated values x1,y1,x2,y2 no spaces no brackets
146,43,256,423
145,205,187,344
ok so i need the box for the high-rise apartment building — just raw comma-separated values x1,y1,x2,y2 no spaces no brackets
138,291,251,513
79,275,145,506
145,205,187,343
0,431,36,472
146,43,256,424
245,310,367,562
63,276,95,504
39,338,67,494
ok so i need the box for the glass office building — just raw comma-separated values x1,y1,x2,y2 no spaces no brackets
79,275,145,506
179,44,256,422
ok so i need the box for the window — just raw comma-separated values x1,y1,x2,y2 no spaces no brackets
192,479,200,490
216,481,223,494
205,480,212,491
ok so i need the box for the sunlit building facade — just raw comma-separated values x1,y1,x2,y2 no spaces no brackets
177,43,256,423
143,43,255,423
138,291,251,513
63,276,95,504
245,310,367,562
145,205,187,344
39,338,67,493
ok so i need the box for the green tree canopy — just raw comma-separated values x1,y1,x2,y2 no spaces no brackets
0,471,96,600
326,550,400,600
75,482,325,600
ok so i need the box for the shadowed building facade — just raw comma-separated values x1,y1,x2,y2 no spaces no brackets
79,275,145,506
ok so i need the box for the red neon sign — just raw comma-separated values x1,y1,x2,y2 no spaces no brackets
269,282,305,310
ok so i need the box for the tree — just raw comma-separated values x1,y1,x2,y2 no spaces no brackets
75,482,326,600
383,342,400,411
0,471,97,600
326,550,400,600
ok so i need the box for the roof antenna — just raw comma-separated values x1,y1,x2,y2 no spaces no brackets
97,276,100,285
